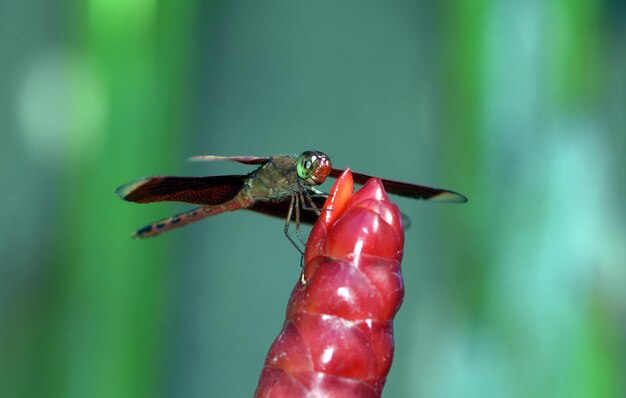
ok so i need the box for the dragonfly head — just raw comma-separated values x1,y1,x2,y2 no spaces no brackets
297,151,331,186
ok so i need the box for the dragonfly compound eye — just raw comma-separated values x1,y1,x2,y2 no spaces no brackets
297,151,331,186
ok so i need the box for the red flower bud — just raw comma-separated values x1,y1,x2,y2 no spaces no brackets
255,169,405,398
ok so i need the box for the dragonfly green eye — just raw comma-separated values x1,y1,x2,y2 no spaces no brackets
296,151,332,186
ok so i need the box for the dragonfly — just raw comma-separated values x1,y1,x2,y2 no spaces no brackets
116,150,467,252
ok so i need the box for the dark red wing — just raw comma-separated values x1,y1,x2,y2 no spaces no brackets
116,175,247,205
188,155,270,165
329,168,468,203
247,196,327,225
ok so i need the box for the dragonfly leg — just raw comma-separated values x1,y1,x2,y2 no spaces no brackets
293,193,308,247
283,194,305,254
301,190,331,215
300,193,320,214
296,253,306,284
284,195,310,283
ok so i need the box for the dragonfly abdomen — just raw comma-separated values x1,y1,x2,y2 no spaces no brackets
133,195,255,238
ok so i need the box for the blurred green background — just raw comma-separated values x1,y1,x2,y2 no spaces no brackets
1,1,625,397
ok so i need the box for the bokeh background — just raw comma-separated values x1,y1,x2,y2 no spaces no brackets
1,1,625,397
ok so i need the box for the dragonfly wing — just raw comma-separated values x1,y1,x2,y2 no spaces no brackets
329,168,468,203
248,188,418,232
116,175,247,205
188,155,270,165
246,195,327,225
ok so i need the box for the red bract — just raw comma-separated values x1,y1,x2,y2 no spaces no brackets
255,169,405,398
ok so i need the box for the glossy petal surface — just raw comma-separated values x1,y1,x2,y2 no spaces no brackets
255,169,404,398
